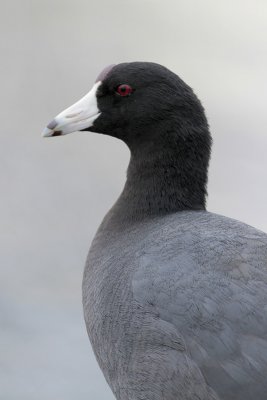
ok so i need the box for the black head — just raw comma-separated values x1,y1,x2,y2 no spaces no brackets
43,62,212,214
86,62,210,154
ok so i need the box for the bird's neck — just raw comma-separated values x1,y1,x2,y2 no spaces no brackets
112,142,209,223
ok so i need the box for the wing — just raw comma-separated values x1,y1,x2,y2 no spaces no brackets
132,212,267,400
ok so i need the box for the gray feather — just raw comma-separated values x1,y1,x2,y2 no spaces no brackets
83,211,267,399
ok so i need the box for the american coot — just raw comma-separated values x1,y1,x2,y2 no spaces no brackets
43,62,267,400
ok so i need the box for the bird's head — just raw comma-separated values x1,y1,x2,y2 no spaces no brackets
42,62,210,156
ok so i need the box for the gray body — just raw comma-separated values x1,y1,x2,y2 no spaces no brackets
83,209,267,400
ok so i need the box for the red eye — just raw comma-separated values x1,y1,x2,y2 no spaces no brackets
116,84,133,96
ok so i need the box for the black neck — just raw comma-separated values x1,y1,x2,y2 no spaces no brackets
111,128,211,223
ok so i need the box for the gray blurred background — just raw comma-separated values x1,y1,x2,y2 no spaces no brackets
1,0,267,399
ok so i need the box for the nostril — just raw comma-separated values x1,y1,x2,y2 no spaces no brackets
66,111,82,118
47,119,57,130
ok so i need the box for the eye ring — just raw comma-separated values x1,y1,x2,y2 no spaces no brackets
116,84,133,97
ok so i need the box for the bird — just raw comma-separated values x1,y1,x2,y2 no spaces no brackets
43,62,267,400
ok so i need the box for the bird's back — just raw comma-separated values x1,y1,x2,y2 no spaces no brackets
84,210,267,399
132,211,267,399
